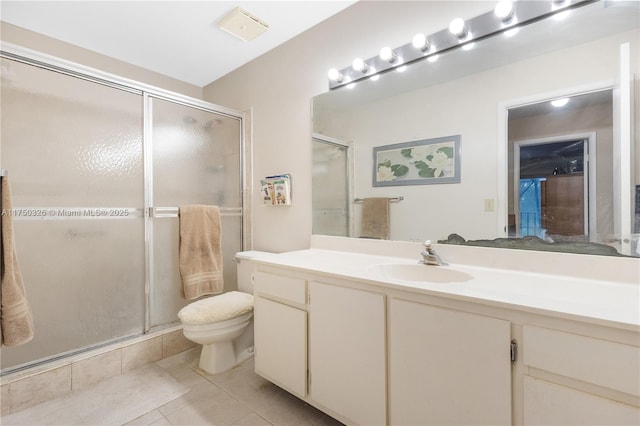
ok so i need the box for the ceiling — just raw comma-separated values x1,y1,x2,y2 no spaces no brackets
508,89,613,120
0,1,356,87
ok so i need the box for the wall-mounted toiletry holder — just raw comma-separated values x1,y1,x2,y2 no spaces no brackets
261,174,292,206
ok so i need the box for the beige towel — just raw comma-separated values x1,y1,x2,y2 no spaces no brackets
360,197,390,240
1,177,34,346
179,205,224,300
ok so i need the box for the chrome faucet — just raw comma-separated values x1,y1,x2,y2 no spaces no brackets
421,240,444,266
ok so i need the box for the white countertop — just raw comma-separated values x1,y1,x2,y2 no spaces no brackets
251,247,640,331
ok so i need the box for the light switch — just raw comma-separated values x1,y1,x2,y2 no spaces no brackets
484,198,495,212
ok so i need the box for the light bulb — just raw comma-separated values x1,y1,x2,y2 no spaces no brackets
553,10,570,20
494,0,514,22
352,58,369,73
412,33,430,52
551,98,570,108
328,68,343,82
504,27,519,37
449,18,468,38
379,47,397,63
552,0,570,14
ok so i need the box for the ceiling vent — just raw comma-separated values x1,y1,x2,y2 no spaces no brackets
218,7,269,42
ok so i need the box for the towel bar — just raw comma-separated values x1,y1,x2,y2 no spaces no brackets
150,206,242,218
354,196,404,203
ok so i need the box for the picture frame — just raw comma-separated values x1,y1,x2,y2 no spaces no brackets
373,135,461,187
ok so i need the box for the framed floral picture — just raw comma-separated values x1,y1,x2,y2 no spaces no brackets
373,135,461,186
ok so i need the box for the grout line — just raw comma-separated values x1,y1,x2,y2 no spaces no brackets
189,360,276,424
157,411,172,425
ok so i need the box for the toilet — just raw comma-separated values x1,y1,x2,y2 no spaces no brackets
178,251,263,374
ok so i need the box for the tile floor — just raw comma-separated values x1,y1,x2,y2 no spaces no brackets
4,348,344,426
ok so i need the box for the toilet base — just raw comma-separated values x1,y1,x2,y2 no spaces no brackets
198,342,255,375
199,341,234,374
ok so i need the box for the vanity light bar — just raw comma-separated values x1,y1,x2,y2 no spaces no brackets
327,0,595,90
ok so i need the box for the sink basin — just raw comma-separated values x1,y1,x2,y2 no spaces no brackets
369,263,473,283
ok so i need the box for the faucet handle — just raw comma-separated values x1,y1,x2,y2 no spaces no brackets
423,240,433,248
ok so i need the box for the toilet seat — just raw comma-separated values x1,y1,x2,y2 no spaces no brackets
178,291,254,325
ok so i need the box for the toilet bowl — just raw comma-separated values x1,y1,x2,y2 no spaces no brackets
178,251,265,374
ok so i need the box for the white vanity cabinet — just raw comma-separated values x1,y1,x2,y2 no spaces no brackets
389,298,512,425
308,281,386,426
253,269,387,425
521,325,640,425
251,251,639,426
253,270,308,398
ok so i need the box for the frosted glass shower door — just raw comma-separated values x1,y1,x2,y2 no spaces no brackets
312,136,351,237
148,96,243,328
0,58,145,370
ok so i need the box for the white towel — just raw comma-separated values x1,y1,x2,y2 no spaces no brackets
1,176,34,346
178,205,224,300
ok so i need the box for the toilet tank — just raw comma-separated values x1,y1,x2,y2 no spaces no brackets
235,251,271,294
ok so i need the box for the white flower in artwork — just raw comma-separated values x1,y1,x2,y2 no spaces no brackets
425,151,454,177
377,165,396,181
410,145,434,160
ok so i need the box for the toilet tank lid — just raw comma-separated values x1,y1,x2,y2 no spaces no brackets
178,291,254,324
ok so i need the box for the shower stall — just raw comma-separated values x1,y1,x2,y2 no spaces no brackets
0,48,247,374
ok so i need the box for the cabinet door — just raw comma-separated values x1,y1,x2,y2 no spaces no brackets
389,299,512,425
308,282,386,426
254,296,307,398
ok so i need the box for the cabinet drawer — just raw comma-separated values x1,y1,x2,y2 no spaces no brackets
254,271,307,305
523,325,640,397
524,376,639,425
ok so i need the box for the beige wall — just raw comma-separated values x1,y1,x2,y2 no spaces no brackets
203,1,494,252
0,22,202,99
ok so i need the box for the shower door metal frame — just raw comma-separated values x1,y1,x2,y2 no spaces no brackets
143,93,246,333
1,42,248,341
312,133,354,237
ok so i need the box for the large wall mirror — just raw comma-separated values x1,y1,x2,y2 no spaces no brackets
312,0,639,257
